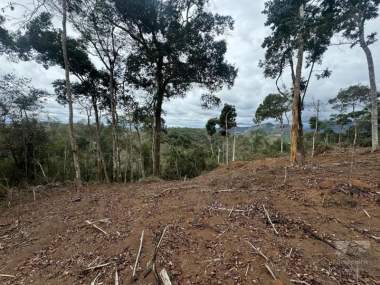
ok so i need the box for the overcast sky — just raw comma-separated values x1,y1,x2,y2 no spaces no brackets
1,0,379,127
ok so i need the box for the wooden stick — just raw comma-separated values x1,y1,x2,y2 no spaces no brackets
85,220,109,236
363,209,371,218
84,262,112,271
114,268,119,285
228,207,234,218
144,225,169,278
159,269,172,285
0,274,16,278
132,230,144,280
262,205,279,235
290,279,311,285
91,272,101,285
210,207,248,213
246,241,269,261
264,263,276,280
284,166,288,184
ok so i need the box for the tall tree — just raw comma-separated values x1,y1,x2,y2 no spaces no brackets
255,93,290,153
337,0,379,151
18,11,96,185
261,0,336,164
219,104,237,164
329,85,373,146
71,0,127,181
205,118,219,156
111,0,237,176
60,0,81,185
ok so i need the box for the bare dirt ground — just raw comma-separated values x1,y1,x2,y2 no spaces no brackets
1,151,380,285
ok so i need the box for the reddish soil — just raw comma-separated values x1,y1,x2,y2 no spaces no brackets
1,151,380,285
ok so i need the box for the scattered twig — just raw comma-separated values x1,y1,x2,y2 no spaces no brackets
362,209,371,218
209,206,250,213
83,262,112,272
159,268,172,285
132,230,144,280
144,225,169,278
290,279,311,285
264,263,276,280
0,274,16,278
246,241,269,261
262,205,279,235
284,166,288,184
228,207,234,218
90,272,101,285
85,220,109,236
371,235,380,241
152,185,199,198
286,248,293,258
114,268,119,285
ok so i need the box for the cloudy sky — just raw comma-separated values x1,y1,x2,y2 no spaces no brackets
1,0,379,127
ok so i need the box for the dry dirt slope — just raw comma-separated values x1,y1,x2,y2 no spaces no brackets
0,151,380,285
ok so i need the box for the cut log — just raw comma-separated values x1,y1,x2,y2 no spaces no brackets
159,269,172,285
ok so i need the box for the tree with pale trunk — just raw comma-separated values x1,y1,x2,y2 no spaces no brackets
70,0,128,181
336,0,380,151
219,104,237,164
205,118,219,156
261,0,336,164
255,93,290,154
329,85,374,147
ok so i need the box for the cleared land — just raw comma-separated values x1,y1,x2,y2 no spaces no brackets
1,151,380,285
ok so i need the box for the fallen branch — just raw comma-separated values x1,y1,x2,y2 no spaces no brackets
144,225,169,278
114,268,119,285
85,220,109,236
209,206,250,213
83,262,112,272
264,263,276,280
91,272,101,285
246,241,269,261
153,185,199,198
263,205,279,235
290,279,311,285
159,269,172,285
363,209,371,218
132,230,144,280
0,274,15,278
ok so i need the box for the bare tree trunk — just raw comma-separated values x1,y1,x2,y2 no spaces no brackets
312,100,320,158
290,3,305,164
217,147,220,164
208,135,214,156
92,96,109,183
225,117,229,165
61,0,81,186
280,119,284,153
359,23,378,152
109,71,120,181
232,134,236,162
135,126,146,179
153,94,163,176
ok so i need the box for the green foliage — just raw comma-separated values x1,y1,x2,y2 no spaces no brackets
219,104,237,135
162,128,212,180
17,12,94,76
336,0,380,46
260,0,336,81
113,0,237,101
255,93,289,124
205,118,219,137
